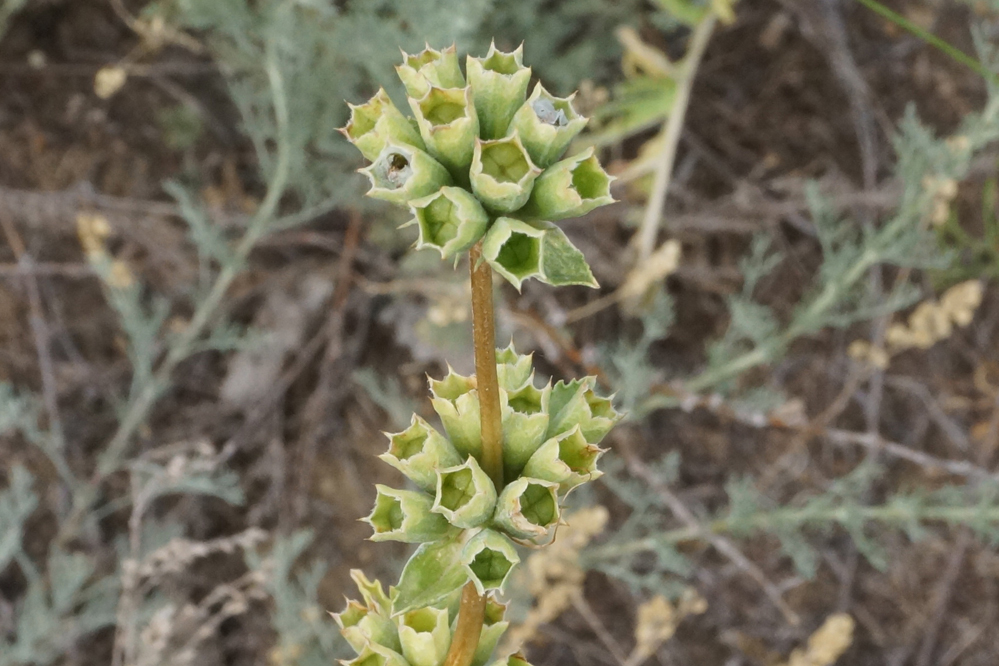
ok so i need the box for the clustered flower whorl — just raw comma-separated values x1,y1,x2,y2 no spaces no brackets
342,43,614,291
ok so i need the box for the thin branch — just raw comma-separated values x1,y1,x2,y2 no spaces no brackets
632,17,716,263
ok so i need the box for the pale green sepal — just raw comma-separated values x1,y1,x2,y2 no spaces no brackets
392,534,471,615
481,217,546,291
495,344,534,392
360,142,452,206
333,571,400,654
492,476,560,540
538,222,598,288
430,366,482,458
332,599,397,654
467,41,532,140
379,415,461,494
471,607,510,666
365,485,453,543
351,570,393,615
397,44,465,99
500,381,550,479
410,86,479,178
545,377,621,443
411,186,490,259
342,643,409,666
470,132,542,213
433,456,497,529
342,88,426,161
509,83,588,167
460,529,521,594
522,426,605,493
397,606,452,666
522,147,615,220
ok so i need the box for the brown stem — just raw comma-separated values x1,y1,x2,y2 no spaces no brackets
469,241,504,489
443,582,488,666
443,242,505,666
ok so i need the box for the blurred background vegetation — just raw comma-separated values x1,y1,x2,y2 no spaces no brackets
1,0,999,665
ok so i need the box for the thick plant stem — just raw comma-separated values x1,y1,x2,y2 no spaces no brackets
443,582,488,666
469,242,504,490
443,242,504,666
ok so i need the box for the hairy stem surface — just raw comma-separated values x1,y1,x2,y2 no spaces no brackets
444,242,505,666
470,241,504,489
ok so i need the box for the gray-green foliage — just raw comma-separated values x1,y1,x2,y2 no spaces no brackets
588,456,999,588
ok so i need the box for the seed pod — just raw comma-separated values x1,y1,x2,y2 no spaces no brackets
509,83,588,167
500,380,551,480
379,415,461,494
341,88,426,161
433,456,497,529
470,132,542,213
430,366,482,458
495,344,535,392
396,606,452,666
546,377,622,444
410,86,479,178
492,476,560,540
460,529,521,594
522,147,615,220
397,44,465,99
481,217,546,291
466,41,532,140
522,425,605,494
365,485,453,544
360,142,452,206
411,186,490,259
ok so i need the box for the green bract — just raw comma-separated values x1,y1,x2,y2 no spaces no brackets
339,44,621,666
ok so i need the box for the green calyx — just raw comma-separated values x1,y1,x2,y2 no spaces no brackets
510,83,588,168
492,476,560,540
360,142,452,205
411,86,479,178
411,186,489,259
397,44,466,99
522,147,615,220
433,456,498,529
470,132,542,213
523,425,606,494
467,41,532,140
365,485,453,544
379,415,461,494
481,217,546,290
460,529,520,594
342,88,426,161
396,606,452,666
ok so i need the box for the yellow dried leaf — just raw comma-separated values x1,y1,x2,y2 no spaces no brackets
94,67,128,100
782,613,854,666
